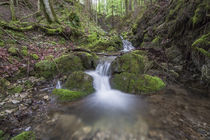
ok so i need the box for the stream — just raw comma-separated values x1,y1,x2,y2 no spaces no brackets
37,37,210,140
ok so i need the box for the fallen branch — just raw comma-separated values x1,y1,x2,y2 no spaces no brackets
0,2,9,6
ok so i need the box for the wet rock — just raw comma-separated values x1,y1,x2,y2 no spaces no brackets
111,73,165,94
11,100,20,104
165,46,183,64
74,52,99,69
65,71,94,94
111,50,150,74
35,53,84,79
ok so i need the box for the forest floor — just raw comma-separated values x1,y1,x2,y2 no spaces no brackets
0,1,210,140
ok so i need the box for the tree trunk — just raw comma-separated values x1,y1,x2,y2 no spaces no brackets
129,0,132,11
125,0,128,15
40,0,59,23
10,0,16,21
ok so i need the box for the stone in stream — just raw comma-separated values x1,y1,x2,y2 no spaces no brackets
110,72,165,94
35,52,98,79
65,71,94,94
110,50,151,74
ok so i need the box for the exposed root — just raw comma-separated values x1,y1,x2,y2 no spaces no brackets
0,20,72,38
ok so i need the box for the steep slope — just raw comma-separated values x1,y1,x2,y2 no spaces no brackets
131,0,210,86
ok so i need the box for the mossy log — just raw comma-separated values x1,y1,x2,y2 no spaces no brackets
0,20,72,37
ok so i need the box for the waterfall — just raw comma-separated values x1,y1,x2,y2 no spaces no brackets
86,57,114,93
56,80,61,89
120,36,134,52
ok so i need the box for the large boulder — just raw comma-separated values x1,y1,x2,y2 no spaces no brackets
35,60,57,79
65,71,94,94
55,54,84,74
111,50,150,74
74,52,99,69
35,52,98,79
110,72,165,94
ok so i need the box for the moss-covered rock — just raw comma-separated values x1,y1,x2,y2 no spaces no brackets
8,47,18,55
74,52,98,69
52,88,88,101
35,60,56,79
65,71,94,94
110,72,165,94
111,50,149,74
55,54,84,74
88,35,123,52
11,131,35,140
35,53,85,79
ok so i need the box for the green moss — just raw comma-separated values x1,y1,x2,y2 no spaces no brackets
52,88,87,101
11,131,35,140
192,33,210,47
21,49,28,56
74,52,98,69
152,36,160,44
8,47,18,55
194,47,210,58
166,0,183,21
55,54,84,74
35,60,56,79
192,33,210,58
111,73,165,94
65,71,94,94
9,85,23,94
192,0,209,27
0,130,3,137
0,40,4,47
111,51,148,74
30,54,39,60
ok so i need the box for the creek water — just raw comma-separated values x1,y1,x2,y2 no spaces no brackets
39,37,152,139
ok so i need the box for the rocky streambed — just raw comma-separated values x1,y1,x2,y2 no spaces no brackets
0,49,209,140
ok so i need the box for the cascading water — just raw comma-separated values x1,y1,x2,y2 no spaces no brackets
86,56,128,107
41,36,148,140
120,36,135,52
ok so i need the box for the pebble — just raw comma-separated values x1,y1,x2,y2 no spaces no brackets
11,100,20,104
43,95,49,100
5,109,15,114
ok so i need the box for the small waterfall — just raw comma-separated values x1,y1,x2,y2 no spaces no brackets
56,80,61,89
86,57,115,93
120,36,134,52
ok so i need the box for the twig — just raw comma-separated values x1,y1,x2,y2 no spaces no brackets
19,11,40,21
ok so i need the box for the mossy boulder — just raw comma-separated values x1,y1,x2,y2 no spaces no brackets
65,71,94,94
55,54,84,74
35,60,56,79
11,131,35,140
35,54,85,79
88,35,123,52
52,89,88,101
110,72,165,94
111,50,149,74
74,52,99,69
